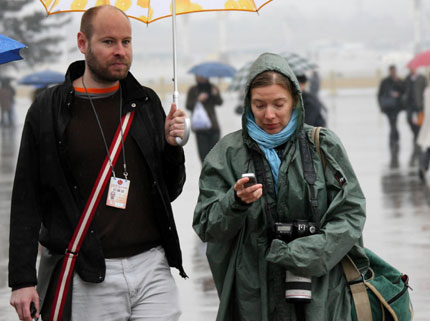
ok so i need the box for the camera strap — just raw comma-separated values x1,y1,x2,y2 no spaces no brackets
250,145,277,230
249,130,320,231
298,131,321,231
49,111,135,321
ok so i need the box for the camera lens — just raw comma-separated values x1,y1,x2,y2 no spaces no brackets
285,271,312,303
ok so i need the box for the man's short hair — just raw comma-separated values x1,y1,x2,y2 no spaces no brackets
80,5,129,40
388,65,396,71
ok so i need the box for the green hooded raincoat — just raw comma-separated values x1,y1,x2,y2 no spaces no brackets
193,53,369,321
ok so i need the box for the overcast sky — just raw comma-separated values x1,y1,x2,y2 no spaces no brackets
125,0,424,53
57,0,425,53
26,0,430,78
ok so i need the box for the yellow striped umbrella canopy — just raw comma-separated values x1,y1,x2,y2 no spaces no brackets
38,0,274,146
40,0,273,23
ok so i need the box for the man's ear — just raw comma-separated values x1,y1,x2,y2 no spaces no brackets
77,32,88,54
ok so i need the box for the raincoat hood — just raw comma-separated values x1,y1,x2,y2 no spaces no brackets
242,52,305,138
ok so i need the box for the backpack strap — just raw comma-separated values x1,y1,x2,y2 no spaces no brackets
311,126,326,170
341,256,373,321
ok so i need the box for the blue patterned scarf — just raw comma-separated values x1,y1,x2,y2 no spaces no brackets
246,109,298,190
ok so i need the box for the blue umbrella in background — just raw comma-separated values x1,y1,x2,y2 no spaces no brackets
19,70,65,88
188,62,236,79
0,34,26,65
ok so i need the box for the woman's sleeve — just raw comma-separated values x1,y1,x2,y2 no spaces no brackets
266,129,366,277
192,138,251,242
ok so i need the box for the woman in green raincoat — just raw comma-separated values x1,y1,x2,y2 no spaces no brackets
192,53,369,321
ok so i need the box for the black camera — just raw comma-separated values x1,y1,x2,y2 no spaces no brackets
273,220,318,304
274,220,317,242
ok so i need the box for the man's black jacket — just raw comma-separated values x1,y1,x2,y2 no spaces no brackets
9,61,187,290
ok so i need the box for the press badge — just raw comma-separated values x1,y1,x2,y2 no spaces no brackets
106,177,130,209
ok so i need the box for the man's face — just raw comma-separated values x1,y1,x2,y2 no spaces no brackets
82,8,132,84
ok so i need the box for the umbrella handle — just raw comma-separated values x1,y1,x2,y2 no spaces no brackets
173,90,190,146
175,118,191,146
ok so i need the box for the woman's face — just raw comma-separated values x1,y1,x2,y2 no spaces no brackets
250,84,296,134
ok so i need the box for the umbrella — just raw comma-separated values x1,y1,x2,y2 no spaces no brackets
188,61,236,78
0,34,26,65
228,52,317,91
38,0,273,145
407,50,430,69
19,69,65,87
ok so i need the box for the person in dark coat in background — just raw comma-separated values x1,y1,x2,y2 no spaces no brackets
377,65,405,168
0,78,16,127
417,78,430,182
186,75,223,163
309,69,320,97
403,67,427,167
297,74,327,127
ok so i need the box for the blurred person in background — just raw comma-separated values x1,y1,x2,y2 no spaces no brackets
297,74,327,127
186,75,223,163
8,5,187,321
0,78,16,127
417,76,430,182
309,69,320,97
193,53,368,321
377,65,405,168
403,67,427,167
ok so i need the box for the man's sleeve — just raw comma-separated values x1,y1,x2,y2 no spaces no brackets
9,99,43,289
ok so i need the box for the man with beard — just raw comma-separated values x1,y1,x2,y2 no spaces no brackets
9,5,187,321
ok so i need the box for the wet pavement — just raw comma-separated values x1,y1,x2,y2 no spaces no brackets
0,88,429,320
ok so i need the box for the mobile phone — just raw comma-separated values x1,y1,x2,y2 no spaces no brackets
242,173,257,188
30,301,37,319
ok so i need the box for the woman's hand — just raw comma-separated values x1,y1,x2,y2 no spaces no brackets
234,177,263,204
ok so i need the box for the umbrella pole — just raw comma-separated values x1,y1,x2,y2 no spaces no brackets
172,0,179,105
171,0,190,146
